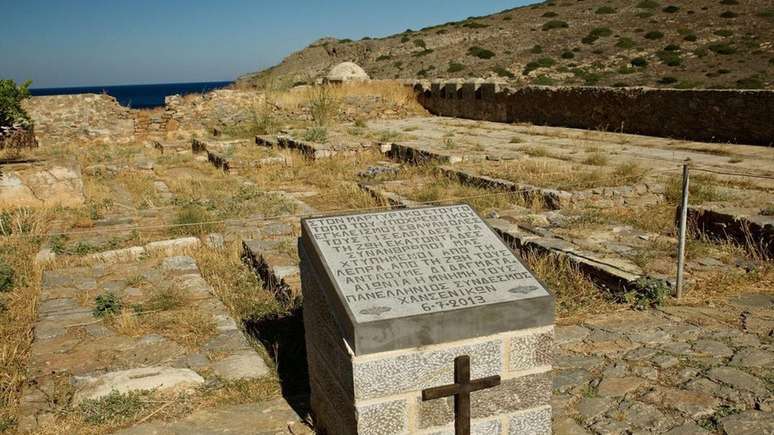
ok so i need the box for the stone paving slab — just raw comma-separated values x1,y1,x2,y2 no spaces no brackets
113,398,312,435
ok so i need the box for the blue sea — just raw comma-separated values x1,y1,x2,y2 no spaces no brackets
29,81,233,109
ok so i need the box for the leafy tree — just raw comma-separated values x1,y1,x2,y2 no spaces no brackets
0,79,32,127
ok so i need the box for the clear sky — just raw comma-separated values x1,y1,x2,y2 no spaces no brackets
0,0,532,89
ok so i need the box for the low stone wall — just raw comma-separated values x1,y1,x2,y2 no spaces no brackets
412,81,774,146
23,90,264,145
24,94,135,146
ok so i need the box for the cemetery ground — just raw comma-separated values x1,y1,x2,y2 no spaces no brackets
1,87,773,434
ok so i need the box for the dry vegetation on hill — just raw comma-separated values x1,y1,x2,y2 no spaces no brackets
237,0,774,89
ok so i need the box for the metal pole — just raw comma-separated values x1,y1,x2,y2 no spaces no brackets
676,163,690,298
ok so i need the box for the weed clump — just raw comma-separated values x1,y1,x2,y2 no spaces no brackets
78,390,151,425
93,293,123,318
662,5,680,13
629,277,671,310
171,205,216,236
631,57,648,67
596,6,616,14
304,127,328,143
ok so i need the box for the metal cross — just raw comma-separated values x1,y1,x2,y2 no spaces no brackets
421,355,501,435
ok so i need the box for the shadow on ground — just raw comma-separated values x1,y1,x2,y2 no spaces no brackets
246,307,310,418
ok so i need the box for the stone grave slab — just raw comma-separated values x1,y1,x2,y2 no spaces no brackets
299,204,554,435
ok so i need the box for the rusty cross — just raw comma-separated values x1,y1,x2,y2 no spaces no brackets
421,355,501,435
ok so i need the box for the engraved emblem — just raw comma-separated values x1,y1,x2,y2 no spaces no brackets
359,306,391,316
509,285,539,295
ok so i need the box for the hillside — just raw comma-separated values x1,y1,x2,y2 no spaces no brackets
236,0,774,89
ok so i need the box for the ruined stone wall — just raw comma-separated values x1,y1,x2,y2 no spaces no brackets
23,94,135,146
413,81,774,146
161,89,264,138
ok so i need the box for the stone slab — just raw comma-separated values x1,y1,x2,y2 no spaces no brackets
300,204,554,354
72,367,205,403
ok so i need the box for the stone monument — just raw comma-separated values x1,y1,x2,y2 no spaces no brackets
299,204,554,434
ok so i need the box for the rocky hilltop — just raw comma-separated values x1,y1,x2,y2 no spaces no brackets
236,0,773,89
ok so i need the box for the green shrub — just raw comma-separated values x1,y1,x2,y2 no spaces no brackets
0,260,13,292
93,293,122,318
616,37,636,49
462,21,489,29
592,27,613,37
709,43,736,54
413,38,426,48
338,38,352,44
447,62,465,73
412,49,434,57
644,31,664,40
631,57,648,67
304,126,328,143
582,35,598,44
596,6,616,14
502,16,512,21
736,77,764,89
542,11,558,18
561,50,575,59
630,277,671,310
542,20,568,31
683,33,697,41
656,51,683,66
523,57,556,75
533,75,557,86
492,66,515,78
467,46,496,59
664,44,680,51
0,79,33,127
720,0,738,4
758,8,774,19
657,76,678,84
662,5,680,13
637,0,659,9
714,29,733,37
376,54,392,61
618,66,637,74
400,35,410,43
637,11,654,18
530,45,543,54
720,10,738,18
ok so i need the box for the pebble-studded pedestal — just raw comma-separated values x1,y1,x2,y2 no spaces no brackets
299,205,555,434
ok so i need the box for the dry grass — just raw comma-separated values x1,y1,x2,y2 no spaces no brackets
394,171,528,215
193,242,286,322
522,253,616,322
31,376,280,435
0,209,52,430
477,159,615,191
269,80,424,116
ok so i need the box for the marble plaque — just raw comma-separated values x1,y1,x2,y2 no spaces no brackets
303,204,549,324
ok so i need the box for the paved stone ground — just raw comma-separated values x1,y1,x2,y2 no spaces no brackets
552,296,774,435
17,253,307,433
